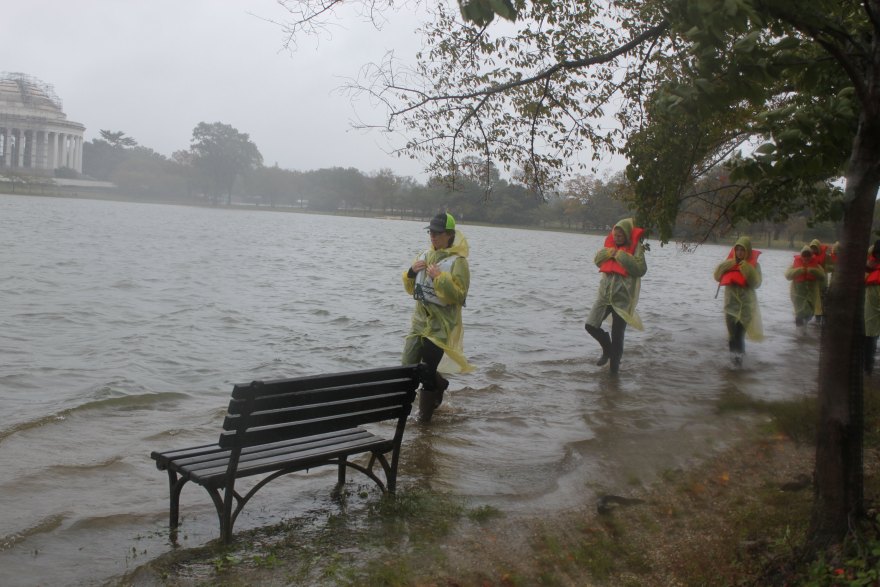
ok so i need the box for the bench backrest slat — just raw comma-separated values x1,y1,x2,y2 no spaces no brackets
225,388,415,431
218,365,420,450
220,406,410,448
225,377,416,416
229,365,420,400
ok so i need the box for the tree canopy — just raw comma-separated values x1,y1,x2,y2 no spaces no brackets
190,121,263,204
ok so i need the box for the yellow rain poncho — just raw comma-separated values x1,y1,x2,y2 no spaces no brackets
713,236,764,341
785,245,826,322
402,230,473,374
586,218,647,331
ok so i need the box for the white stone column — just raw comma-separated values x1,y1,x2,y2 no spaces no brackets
36,131,47,170
59,133,67,169
1,128,9,167
17,129,25,168
23,130,32,168
75,136,83,173
58,133,67,169
47,132,56,169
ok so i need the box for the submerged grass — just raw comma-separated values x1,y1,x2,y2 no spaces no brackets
117,486,490,586
118,385,880,586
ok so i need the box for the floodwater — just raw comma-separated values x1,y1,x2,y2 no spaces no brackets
0,194,819,586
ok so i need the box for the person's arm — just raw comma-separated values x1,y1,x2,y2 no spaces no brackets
403,255,424,295
807,265,826,281
594,246,614,267
616,244,647,277
432,257,470,305
741,262,762,288
713,259,736,282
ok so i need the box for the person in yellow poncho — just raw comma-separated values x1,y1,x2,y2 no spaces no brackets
584,218,647,374
713,236,763,366
810,238,833,324
402,212,473,421
785,245,826,327
864,240,880,374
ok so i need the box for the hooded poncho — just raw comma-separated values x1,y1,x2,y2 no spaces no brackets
785,245,826,321
585,218,647,331
402,230,473,374
713,236,764,341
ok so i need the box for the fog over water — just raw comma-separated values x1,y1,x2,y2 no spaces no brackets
0,194,818,586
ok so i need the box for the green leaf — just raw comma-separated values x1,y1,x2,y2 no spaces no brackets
694,78,714,94
488,0,517,21
733,31,759,53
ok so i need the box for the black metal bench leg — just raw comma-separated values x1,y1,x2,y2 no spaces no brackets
219,485,236,544
167,471,187,529
387,448,401,494
337,458,347,486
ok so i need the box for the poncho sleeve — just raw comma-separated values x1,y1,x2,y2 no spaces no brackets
741,262,762,289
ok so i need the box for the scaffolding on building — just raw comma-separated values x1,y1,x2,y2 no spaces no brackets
0,71,64,113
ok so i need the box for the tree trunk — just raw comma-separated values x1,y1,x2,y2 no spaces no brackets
810,102,880,547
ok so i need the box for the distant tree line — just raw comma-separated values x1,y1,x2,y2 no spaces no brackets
74,122,842,243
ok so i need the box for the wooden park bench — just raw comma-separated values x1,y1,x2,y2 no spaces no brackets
151,364,421,543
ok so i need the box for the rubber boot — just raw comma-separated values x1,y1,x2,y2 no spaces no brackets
586,324,612,366
417,363,437,423
608,333,624,374
418,384,437,423
434,374,449,409
596,331,612,366
609,351,621,374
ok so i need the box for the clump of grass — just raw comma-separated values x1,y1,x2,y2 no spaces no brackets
716,388,817,443
467,504,503,523
531,516,651,584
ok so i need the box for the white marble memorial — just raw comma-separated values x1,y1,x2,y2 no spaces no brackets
0,72,85,175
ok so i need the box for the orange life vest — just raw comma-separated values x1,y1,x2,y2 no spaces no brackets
599,226,644,276
792,255,820,282
719,247,761,287
866,259,880,286
813,244,828,266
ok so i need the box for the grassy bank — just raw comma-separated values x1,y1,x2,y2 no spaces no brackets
116,379,880,586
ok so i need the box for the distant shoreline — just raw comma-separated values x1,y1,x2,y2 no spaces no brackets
2,188,812,251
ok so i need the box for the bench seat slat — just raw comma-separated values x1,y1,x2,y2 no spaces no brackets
188,434,392,486
151,442,220,469
157,428,375,473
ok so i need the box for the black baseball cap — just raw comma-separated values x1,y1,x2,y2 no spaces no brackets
426,212,456,232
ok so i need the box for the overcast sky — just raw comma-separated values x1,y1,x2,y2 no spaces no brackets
4,0,431,179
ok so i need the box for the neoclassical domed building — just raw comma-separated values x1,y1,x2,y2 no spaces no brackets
0,72,85,175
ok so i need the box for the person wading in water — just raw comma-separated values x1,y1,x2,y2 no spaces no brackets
402,212,473,422
864,240,880,374
785,245,826,327
713,236,764,367
584,218,647,374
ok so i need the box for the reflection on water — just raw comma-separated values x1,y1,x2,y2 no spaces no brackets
0,194,820,585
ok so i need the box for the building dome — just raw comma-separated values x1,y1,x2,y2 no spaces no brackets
0,73,66,119
0,72,85,174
